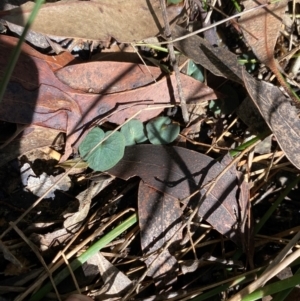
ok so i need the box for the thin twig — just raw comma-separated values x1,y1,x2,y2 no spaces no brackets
15,209,134,301
137,3,268,46
10,223,61,301
229,247,300,301
159,0,189,123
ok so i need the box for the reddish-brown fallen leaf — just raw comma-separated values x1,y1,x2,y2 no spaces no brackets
107,145,248,245
0,35,75,72
138,181,182,287
0,39,218,160
0,0,182,43
55,61,163,94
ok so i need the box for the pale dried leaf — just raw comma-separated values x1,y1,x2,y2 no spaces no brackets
63,176,113,230
86,253,132,298
1,0,182,43
21,163,71,199
239,0,287,67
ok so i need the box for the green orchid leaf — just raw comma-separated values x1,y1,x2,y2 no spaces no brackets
187,59,204,82
79,127,125,171
146,116,180,145
121,119,147,146
167,0,183,4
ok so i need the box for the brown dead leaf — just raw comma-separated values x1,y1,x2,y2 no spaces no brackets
243,69,300,170
138,181,182,287
0,0,182,43
239,0,287,69
0,39,218,160
107,145,248,245
0,126,63,167
0,35,75,72
239,0,299,104
55,61,163,94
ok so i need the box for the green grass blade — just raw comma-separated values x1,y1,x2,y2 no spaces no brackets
229,130,270,157
29,213,137,301
191,273,256,301
241,273,300,301
134,43,181,54
0,0,45,103
270,267,300,301
254,175,300,234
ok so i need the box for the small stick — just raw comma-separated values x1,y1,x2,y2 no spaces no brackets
159,0,189,123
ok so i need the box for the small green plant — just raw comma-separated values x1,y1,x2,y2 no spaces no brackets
79,117,180,171
146,116,180,145
79,128,126,171
238,52,258,72
120,119,147,146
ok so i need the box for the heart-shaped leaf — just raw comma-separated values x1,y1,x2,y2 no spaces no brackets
146,116,180,145
79,127,125,171
121,119,147,146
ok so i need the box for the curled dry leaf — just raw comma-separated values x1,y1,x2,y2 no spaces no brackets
21,163,72,199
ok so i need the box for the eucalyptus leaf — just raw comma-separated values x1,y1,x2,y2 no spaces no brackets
146,116,180,145
121,119,147,146
79,127,125,171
